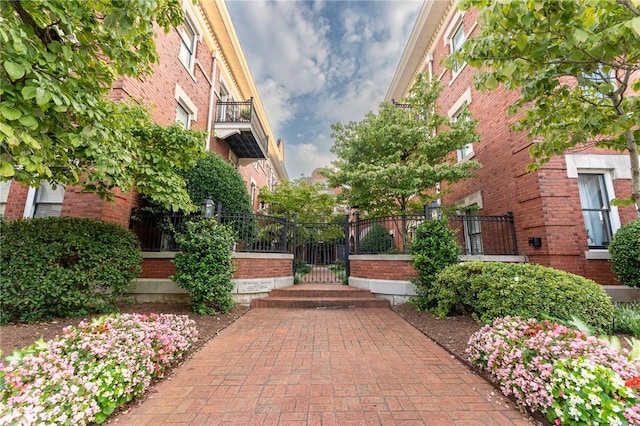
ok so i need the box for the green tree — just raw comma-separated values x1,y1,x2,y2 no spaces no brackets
1,0,204,212
258,178,336,222
181,152,253,214
452,0,640,210
326,74,480,216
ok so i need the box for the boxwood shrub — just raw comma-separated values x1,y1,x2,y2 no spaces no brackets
0,217,142,324
609,219,640,288
426,261,613,333
359,223,392,253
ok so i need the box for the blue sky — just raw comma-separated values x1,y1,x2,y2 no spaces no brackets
226,0,422,179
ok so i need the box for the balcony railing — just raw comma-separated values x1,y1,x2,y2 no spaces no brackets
214,98,268,160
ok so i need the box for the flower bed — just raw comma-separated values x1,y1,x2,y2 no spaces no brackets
0,313,197,425
467,316,640,425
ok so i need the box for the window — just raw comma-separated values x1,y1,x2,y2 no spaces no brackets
176,103,190,129
33,181,65,218
463,207,483,255
450,24,465,71
174,84,197,129
449,88,473,162
453,110,473,162
578,174,613,248
178,17,198,71
0,180,11,216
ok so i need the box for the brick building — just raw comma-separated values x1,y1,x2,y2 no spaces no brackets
386,1,637,285
0,0,287,226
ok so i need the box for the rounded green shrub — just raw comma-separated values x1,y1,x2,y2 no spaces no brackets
609,219,640,288
0,217,142,324
430,261,613,333
410,218,461,310
359,223,392,253
180,152,252,214
173,220,236,315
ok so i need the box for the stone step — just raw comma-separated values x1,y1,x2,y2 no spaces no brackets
250,296,389,309
269,286,375,299
251,284,389,309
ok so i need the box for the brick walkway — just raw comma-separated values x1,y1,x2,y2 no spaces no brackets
114,308,534,425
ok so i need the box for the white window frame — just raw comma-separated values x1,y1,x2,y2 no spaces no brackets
0,180,11,216
455,191,484,255
24,181,66,218
174,84,198,129
178,9,201,74
448,88,474,163
577,171,618,250
443,11,468,83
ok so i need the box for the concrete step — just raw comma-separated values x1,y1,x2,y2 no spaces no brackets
251,296,389,309
250,284,389,309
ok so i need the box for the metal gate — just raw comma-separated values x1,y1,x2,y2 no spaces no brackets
293,217,349,283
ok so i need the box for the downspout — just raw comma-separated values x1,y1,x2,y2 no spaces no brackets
206,53,219,151
426,53,434,81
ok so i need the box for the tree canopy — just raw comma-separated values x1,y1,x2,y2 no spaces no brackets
258,178,337,223
452,0,640,210
1,0,204,212
326,74,480,216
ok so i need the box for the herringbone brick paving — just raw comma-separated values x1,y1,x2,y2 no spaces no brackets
114,308,535,425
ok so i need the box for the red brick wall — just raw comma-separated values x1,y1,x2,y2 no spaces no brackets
233,257,292,279
349,258,417,281
139,256,293,279
3,181,29,219
432,8,635,286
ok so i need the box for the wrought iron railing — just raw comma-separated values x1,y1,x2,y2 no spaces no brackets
130,207,518,256
129,208,290,253
215,98,269,155
348,212,518,255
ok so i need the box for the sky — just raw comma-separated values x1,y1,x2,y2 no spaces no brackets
226,0,422,179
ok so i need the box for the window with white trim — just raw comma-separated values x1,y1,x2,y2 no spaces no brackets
450,24,465,72
579,65,615,102
443,11,467,79
176,102,191,129
578,173,614,248
463,207,483,255
178,16,198,71
448,88,474,162
453,110,473,162
33,181,65,218
0,180,11,216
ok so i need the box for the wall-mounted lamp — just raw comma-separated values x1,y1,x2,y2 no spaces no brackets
528,237,542,248
201,196,214,218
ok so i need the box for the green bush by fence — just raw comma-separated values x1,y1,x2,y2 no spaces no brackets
359,223,392,253
172,220,236,315
610,219,640,288
0,217,142,324
423,261,613,333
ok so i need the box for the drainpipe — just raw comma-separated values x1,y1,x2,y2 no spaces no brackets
206,53,219,151
426,53,434,81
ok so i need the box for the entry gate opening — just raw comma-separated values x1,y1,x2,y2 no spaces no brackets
293,217,349,283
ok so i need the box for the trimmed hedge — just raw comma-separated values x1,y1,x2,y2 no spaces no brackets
610,219,640,288
0,217,142,324
359,223,392,253
173,219,235,315
423,261,613,333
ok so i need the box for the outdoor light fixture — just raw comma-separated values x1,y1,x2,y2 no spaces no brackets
201,196,214,218
426,201,441,220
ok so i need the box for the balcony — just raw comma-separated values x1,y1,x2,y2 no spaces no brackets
214,98,268,164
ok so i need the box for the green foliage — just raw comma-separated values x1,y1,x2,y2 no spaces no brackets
609,219,640,287
327,74,481,215
454,0,640,210
410,218,461,302
172,220,236,315
613,302,640,337
359,223,392,253
0,217,142,324
258,177,336,222
181,152,253,214
423,262,613,333
294,258,312,274
0,0,205,212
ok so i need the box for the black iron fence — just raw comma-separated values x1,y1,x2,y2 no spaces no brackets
348,212,518,255
129,208,290,253
130,207,518,256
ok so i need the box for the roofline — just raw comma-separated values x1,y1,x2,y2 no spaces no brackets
385,0,450,102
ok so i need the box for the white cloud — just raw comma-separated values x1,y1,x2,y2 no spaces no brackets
286,139,336,179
